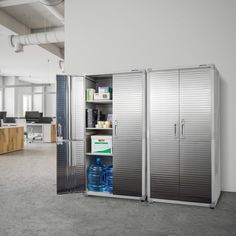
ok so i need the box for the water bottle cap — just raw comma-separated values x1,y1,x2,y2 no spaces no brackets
96,157,101,164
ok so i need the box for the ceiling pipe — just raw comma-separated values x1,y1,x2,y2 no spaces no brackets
40,0,64,24
9,26,64,52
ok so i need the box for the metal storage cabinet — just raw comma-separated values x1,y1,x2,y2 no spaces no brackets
147,65,221,207
56,71,146,200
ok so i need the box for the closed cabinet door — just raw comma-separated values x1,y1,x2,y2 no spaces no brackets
113,72,145,197
179,68,212,203
149,70,180,200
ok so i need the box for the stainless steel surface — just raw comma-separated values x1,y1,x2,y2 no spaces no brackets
57,140,69,193
180,141,211,203
113,72,145,197
180,68,211,142
56,75,69,193
113,140,142,196
148,67,213,204
179,68,212,203
70,76,85,140
150,140,180,200
56,75,85,194
149,70,179,200
149,70,179,140
70,141,85,191
56,75,69,140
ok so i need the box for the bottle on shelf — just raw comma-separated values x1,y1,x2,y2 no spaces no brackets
106,165,113,193
87,157,107,192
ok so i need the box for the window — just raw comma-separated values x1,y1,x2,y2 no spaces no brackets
23,94,32,116
45,93,56,117
33,94,43,112
5,88,15,116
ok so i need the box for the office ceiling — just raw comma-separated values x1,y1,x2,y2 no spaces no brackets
0,0,64,82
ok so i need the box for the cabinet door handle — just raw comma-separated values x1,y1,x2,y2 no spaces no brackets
181,119,185,137
174,123,177,137
114,120,118,136
57,123,62,137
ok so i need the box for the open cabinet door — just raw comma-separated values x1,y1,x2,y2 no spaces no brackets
56,75,85,194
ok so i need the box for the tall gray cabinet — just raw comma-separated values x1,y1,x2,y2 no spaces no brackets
56,71,146,200
147,65,221,207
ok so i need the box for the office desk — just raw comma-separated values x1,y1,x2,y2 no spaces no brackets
26,123,56,143
0,127,24,154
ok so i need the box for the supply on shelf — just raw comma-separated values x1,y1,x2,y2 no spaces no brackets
87,157,107,192
91,135,112,154
86,86,112,101
86,88,95,101
94,92,110,100
106,165,113,193
95,121,112,129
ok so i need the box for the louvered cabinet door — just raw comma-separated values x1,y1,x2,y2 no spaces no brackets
70,141,85,192
56,75,85,194
57,141,69,193
56,75,69,194
56,75,69,140
179,68,212,202
57,141,85,193
113,72,145,197
149,70,179,200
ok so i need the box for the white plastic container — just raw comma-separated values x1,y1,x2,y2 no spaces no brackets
91,135,112,154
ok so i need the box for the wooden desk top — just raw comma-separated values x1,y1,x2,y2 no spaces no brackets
0,126,24,130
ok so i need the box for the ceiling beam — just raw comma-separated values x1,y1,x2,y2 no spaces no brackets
0,8,30,34
0,0,38,7
0,8,63,59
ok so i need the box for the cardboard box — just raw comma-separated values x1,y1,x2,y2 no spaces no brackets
91,135,112,154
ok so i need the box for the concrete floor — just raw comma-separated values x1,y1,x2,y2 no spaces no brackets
0,144,236,236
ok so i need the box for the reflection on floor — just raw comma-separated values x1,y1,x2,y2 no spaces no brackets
0,143,236,236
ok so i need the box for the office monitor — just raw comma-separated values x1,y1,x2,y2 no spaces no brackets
0,111,7,120
25,111,41,123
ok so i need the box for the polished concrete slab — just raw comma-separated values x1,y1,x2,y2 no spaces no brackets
0,143,236,236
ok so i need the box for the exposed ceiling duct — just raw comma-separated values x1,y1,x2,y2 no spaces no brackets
1,0,64,55
9,26,64,52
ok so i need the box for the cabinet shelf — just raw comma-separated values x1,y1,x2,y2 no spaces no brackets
86,128,112,130
87,191,113,197
86,152,113,157
86,100,112,104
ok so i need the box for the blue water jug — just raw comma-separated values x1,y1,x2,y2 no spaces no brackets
87,157,107,192
106,165,113,193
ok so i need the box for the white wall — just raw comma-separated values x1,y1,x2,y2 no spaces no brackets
65,0,236,192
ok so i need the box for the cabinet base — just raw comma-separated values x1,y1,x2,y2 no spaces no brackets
86,191,145,201
148,198,214,208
